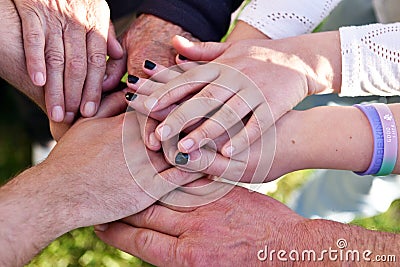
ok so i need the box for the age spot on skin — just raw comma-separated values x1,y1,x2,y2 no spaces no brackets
291,139,296,144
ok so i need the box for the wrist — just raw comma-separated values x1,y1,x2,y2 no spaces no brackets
123,14,198,76
226,21,271,42
289,31,342,96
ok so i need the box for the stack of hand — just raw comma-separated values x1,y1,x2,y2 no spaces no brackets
1,0,400,265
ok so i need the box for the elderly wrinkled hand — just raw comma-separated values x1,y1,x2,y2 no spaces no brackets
14,0,123,123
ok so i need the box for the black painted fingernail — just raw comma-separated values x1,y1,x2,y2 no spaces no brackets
127,75,139,84
178,54,187,61
125,92,137,101
175,152,189,165
144,60,156,70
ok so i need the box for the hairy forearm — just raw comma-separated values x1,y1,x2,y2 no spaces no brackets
123,14,198,76
0,165,75,266
301,218,400,265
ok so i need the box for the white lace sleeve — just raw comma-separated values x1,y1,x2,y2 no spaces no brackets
238,0,341,39
339,23,400,97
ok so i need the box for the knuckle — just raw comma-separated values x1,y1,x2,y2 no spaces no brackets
232,132,251,152
25,31,43,46
246,117,262,137
177,244,197,266
142,205,157,225
45,50,65,69
230,161,247,179
170,109,190,128
198,89,217,104
199,151,213,170
134,229,154,252
68,58,86,75
196,125,213,140
88,52,106,69
217,105,240,126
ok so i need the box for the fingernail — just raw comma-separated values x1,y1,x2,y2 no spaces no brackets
64,112,75,123
51,106,64,122
178,54,188,61
125,92,137,101
225,146,235,156
144,97,158,110
180,138,194,151
157,124,171,140
175,152,189,165
103,74,108,81
144,60,156,70
149,132,159,147
83,101,96,117
127,75,139,84
175,35,192,47
94,224,109,232
34,72,45,86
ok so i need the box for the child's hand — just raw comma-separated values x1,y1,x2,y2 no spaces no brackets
126,59,271,158
124,61,284,184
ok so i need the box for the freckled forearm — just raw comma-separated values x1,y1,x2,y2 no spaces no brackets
273,106,373,176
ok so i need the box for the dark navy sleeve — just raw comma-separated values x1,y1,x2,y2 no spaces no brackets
136,0,244,41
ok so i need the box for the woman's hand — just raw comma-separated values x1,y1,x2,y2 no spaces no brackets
130,33,341,157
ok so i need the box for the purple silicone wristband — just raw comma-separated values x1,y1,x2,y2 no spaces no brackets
354,104,384,176
372,103,398,176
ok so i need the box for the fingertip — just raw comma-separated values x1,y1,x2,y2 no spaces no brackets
147,132,162,151
125,92,138,102
156,124,171,141
127,74,139,85
32,71,46,86
94,224,109,232
144,60,157,71
173,35,193,49
81,101,97,117
178,138,195,153
64,112,75,124
222,145,235,157
50,105,64,122
175,152,190,165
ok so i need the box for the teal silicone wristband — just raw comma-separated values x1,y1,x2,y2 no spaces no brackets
373,103,398,176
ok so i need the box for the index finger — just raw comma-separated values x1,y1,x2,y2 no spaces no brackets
19,11,46,86
143,63,220,112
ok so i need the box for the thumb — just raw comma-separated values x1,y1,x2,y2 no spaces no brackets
172,35,231,61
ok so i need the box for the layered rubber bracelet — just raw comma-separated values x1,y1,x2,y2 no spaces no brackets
374,103,398,176
354,104,397,176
